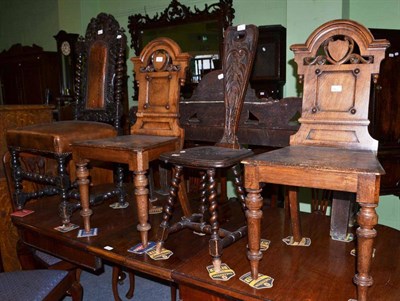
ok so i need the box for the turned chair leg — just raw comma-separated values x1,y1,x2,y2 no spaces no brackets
156,166,183,252
288,186,302,242
207,168,222,271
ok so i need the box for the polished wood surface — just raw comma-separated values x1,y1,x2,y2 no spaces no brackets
156,25,258,274
243,20,389,301
11,193,400,300
72,37,190,249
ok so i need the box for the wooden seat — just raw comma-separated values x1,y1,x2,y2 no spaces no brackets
6,13,128,229
155,25,258,272
242,20,389,301
71,37,190,248
5,13,135,301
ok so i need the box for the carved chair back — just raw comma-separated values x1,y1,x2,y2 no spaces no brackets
74,13,127,133
130,38,190,147
290,20,389,151
215,24,258,149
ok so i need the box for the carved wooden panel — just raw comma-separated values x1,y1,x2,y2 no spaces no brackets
0,105,54,271
131,37,190,147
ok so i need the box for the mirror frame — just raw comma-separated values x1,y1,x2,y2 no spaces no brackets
128,0,234,99
128,0,234,57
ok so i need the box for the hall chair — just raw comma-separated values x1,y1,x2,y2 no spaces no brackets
242,19,388,301
71,37,190,249
155,24,258,272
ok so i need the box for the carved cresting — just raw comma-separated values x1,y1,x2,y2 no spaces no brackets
216,25,259,149
304,36,373,66
290,20,389,151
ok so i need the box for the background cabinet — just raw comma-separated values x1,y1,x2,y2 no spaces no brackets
0,44,60,105
369,28,400,196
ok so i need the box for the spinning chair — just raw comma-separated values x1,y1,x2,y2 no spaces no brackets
6,13,128,230
71,37,190,248
242,20,388,301
155,24,258,273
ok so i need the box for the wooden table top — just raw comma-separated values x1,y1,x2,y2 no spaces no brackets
12,190,400,300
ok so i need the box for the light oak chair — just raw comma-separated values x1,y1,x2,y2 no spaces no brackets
71,37,190,248
155,24,258,272
243,19,389,301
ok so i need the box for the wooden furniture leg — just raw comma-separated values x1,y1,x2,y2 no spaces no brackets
76,160,92,233
134,170,150,247
207,168,222,271
245,188,263,279
288,186,302,243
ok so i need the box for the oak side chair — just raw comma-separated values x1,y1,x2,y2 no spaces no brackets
243,19,389,301
71,37,190,249
155,24,258,273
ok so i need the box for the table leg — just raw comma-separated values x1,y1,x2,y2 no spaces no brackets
76,160,92,233
134,170,150,247
245,187,263,279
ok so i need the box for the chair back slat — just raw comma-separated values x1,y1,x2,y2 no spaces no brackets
216,25,258,149
290,20,389,151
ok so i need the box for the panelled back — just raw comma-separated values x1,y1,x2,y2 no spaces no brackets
290,20,389,151
130,38,190,147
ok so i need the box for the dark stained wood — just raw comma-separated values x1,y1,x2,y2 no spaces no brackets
156,25,258,274
11,194,400,300
6,13,128,229
175,207,400,301
179,70,301,148
243,20,389,301
0,44,60,105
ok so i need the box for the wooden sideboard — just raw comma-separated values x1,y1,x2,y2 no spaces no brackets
0,105,54,271
0,44,60,105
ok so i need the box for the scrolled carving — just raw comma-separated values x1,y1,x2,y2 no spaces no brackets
139,49,182,73
128,0,234,55
74,13,127,129
304,36,373,65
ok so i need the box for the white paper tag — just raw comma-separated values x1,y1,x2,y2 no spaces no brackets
331,85,342,92
117,34,122,39
260,91,265,96
97,29,103,35
156,56,164,62
218,73,224,80
237,24,246,31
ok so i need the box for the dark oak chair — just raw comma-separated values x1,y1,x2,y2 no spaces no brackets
0,243,83,301
242,20,389,301
5,13,134,301
6,12,127,229
155,24,258,272
71,37,190,248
